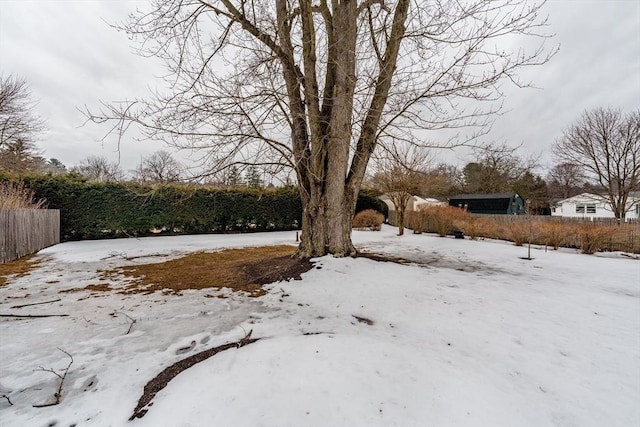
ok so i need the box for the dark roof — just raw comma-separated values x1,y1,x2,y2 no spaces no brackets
449,193,520,200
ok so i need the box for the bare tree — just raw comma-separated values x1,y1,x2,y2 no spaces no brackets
0,75,45,149
422,164,464,199
72,155,124,183
133,150,183,183
85,0,555,256
462,143,539,194
0,75,46,173
554,108,640,220
546,162,583,201
371,145,430,236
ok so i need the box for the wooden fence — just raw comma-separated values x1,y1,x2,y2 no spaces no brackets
475,214,640,253
1,209,60,264
398,210,640,254
476,214,639,226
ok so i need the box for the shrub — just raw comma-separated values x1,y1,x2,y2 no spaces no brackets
537,221,577,250
504,220,534,246
353,209,384,231
431,206,469,237
453,216,495,240
406,210,422,234
0,181,46,209
1,174,387,240
407,206,470,237
578,225,610,254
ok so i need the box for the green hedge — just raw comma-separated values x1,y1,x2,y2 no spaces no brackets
5,174,386,241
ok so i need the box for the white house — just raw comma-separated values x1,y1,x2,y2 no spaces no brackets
379,195,446,225
412,196,447,210
551,192,640,221
380,195,446,214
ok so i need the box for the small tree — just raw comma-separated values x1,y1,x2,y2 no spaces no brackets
554,108,640,221
372,147,429,236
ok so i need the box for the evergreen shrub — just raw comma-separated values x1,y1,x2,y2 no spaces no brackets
2,175,386,241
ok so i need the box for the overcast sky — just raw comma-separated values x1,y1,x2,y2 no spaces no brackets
1,0,639,176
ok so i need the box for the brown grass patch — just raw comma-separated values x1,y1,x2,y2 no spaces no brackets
0,255,42,287
101,245,311,296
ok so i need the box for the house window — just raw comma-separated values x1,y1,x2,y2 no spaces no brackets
576,204,596,214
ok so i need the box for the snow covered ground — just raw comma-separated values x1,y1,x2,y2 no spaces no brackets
1,226,638,427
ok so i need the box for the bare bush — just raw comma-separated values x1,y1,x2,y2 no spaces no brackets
407,210,426,234
537,222,577,250
409,206,469,237
504,221,533,246
352,210,384,231
579,225,611,255
454,216,495,240
0,181,45,209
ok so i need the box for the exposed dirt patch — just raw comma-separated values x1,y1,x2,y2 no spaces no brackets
99,245,313,296
0,255,42,287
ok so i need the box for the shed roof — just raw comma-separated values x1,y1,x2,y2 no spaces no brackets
449,193,520,200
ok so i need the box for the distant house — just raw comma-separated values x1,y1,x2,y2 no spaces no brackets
448,193,526,215
412,196,447,210
551,192,640,221
379,194,446,225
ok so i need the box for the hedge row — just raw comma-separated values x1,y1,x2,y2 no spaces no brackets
5,174,386,241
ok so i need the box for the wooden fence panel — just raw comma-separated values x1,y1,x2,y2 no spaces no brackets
0,209,60,264
474,214,640,253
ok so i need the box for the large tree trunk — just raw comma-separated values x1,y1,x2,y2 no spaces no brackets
298,180,357,258
293,0,360,258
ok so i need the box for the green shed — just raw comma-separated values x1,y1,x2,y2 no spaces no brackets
448,193,526,215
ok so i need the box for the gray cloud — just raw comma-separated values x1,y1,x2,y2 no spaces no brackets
1,0,638,174
488,0,640,169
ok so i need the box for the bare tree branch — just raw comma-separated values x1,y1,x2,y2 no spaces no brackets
33,348,73,408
